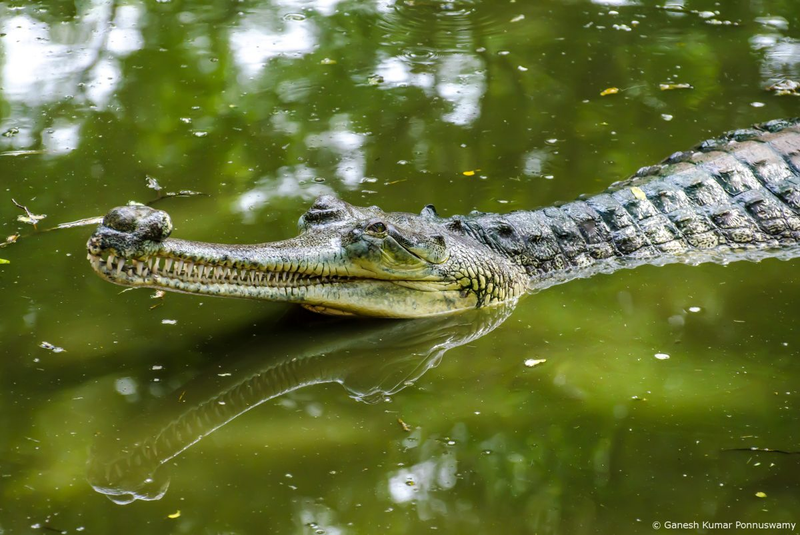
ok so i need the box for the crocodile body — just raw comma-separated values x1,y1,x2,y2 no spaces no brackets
456,118,800,294
87,119,800,317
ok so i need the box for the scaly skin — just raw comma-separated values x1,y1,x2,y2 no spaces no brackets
87,119,800,318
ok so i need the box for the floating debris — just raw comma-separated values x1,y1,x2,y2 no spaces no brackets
600,87,619,96
688,306,701,313
755,491,767,498
654,353,670,360
750,102,766,108
367,74,384,86
0,258,9,265
149,290,166,310
167,510,181,519
766,79,800,96
524,358,547,368
2,234,19,248
661,114,674,121
462,169,480,176
145,175,163,192
0,150,46,157
12,199,46,229
51,217,103,230
40,341,66,353
397,418,411,432
161,319,177,325
320,58,337,65
659,83,693,91
510,14,525,23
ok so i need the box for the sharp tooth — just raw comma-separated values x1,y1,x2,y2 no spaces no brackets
224,268,232,279
147,258,153,269
143,268,150,278
106,255,114,270
249,271,256,283
185,262,194,277
257,272,264,283
164,258,173,272
231,268,238,280
204,265,213,278
136,261,144,276
154,257,161,273
116,258,125,275
215,266,224,279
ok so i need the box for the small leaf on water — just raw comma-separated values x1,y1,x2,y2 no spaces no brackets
755,491,767,498
397,418,411,432
600,87,619,96
0,258,9,264
167,510,181,519
320,58,337,65
17,215,46,225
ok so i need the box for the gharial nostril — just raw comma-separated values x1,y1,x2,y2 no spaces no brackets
102,204,172,242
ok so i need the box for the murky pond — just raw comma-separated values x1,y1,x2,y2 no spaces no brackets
1,0,800,533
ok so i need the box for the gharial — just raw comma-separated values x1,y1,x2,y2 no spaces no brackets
87,119,800,318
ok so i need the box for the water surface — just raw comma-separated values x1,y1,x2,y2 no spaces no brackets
1,0,799,533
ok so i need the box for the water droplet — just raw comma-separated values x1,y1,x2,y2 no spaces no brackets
654,353,670,360
283,13,306,21
313,176,326,183
193,131,208,138
661,114,674,121
688,306,701,313
750,101,766,108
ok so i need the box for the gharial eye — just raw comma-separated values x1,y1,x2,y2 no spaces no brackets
365,220,388,236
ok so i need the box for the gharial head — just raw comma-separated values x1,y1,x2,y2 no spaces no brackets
86,196,527,318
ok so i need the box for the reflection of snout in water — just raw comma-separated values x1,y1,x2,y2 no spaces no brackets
86,305,513,503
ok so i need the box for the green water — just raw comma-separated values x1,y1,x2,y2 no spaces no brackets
1,0,800,533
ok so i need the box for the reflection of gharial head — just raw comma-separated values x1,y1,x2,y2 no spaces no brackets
86,197,527,317
86,448,170,505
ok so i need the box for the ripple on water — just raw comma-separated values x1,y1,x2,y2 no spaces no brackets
377,0,513,56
